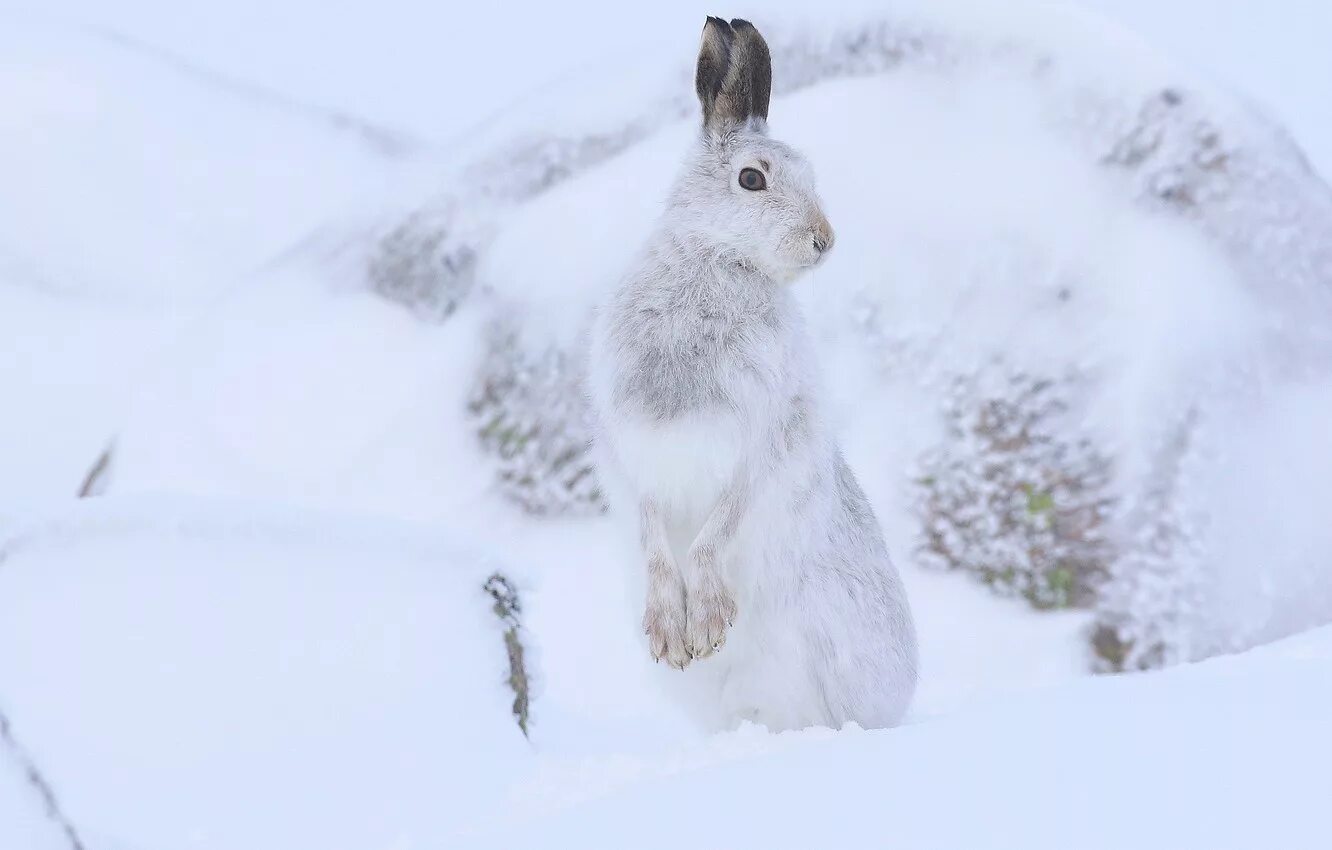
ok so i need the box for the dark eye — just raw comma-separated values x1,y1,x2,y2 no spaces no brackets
738,167,767,191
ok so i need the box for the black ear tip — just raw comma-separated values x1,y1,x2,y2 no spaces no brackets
705,15,729,29
730,18,754,31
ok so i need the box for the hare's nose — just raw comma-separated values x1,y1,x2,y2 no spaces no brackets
812,217,835,255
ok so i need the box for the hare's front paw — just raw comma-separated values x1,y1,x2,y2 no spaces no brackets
644,595,691,670
686,579,737,660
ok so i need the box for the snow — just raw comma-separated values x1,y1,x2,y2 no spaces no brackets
479,627,1332,850
1179,378,1332,652
36,0,1332,176
2,495,1328,849
0,495,528,850
1079,0,1332,178
4,0,1332,847
0,18,398,511
0,738,73,850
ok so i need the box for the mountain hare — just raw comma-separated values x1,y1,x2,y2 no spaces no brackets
588,17,918,731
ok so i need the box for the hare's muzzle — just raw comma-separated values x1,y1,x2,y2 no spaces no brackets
812,215,835,258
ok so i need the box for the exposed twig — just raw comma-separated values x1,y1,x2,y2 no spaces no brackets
77,443,114,499
482,573,530,737
0,705,88,850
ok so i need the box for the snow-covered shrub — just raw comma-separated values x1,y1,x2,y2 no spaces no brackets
368,132,659,321
1090,410,1205,670
367,205,478,320
468,320,603,516
1095,375,1332,671
1087,82,1332,365
915,365,1116,610
1101,89,1232,212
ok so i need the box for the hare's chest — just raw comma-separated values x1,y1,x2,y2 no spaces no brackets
621,316,787,417
613,413,746,516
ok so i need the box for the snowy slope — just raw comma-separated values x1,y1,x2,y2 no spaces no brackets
0,495,529,850
0,19,399,510
474,626,1332,850
1078,0,1332,178
0,741,74,850
1,495,1327,849
37,1,1332,176
1,494,1328,850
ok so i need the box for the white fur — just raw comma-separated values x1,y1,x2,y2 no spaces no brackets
586,23,917,732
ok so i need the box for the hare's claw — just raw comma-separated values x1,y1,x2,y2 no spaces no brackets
685,582,737,660
644,597,691,670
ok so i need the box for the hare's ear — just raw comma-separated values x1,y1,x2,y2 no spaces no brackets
696,17,772,130
729,18,771,121
695,17,736,129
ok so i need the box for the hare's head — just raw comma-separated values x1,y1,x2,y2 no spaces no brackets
671,17,834,281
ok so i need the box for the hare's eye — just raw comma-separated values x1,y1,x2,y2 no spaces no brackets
738,168,767,191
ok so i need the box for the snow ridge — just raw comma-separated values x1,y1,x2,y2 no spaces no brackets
90,25,421,157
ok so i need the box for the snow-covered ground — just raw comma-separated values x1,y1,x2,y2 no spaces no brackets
0,16,397,510
1,495,1329,849
4,1,1332,848
1,494,1327,848
0,496,527,850
486,626,1332,849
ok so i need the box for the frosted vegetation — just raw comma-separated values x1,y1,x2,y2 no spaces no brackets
915,364,1116,611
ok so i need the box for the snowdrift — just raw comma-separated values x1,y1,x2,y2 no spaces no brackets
480,627,1332,850
1,497,1329,849
0,495,528,850
0,19,397,510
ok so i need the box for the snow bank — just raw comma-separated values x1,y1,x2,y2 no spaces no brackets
0,495,528,850
0,19,397,510
3,494,1326,850
474,626,1332,850
0,22,388,306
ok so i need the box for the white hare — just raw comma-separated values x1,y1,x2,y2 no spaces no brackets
588,17,917,732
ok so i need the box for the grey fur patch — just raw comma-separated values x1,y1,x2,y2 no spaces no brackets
782,394,811,453
606,240,784,422
833,450,878,527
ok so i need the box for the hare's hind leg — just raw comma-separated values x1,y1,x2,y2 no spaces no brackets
640,497,691,669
